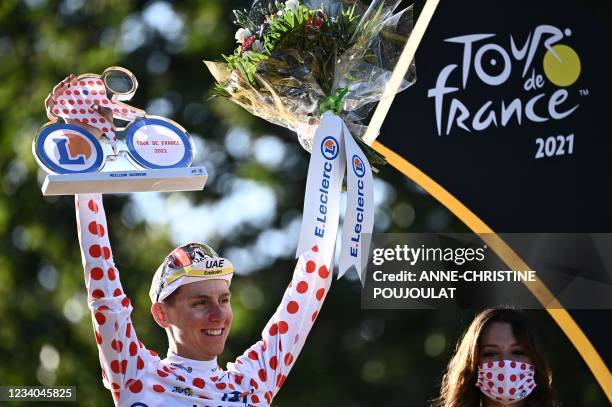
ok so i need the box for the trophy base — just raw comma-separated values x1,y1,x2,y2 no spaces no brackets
41,167,208,196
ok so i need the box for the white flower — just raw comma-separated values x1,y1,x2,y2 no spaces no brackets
234,28,252,44
284,0,299,12
252,40,264,53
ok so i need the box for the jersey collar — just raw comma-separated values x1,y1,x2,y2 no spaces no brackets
165,350,220,374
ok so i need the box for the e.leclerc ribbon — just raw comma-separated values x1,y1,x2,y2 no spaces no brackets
296,111,374,282
337,121,374,281
297,111,346,263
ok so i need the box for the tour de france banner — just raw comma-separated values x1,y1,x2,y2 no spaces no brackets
374,0,612,373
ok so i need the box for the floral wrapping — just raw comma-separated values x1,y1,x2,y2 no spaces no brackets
205,0,416,159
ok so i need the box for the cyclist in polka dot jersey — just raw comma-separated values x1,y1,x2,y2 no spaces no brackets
45,74,146,154
75,193,333,406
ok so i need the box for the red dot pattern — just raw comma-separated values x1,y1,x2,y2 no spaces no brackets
89,245,101,258
111,340,123,353
316,288,325,301
94,312,105,324
78,197,333,404
287,301,299,314
128,379,143,393
50,79,144,148
269,356,278,370
91,267,104,280
296,281,309,293
477,359,537,403
248,350,259,361
137,356,144,370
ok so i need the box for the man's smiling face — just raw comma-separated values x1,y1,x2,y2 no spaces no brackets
156,279,233,361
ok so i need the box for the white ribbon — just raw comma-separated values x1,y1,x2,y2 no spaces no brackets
296,112,346,262
337,121,374,281
296,111,374,282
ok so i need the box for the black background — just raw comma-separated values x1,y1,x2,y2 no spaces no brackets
382,0,612,370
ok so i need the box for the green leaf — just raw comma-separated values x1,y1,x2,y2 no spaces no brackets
286,10,294,27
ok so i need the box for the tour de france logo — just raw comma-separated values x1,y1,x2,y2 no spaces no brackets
428,25,584,137
352,155,366,178
321,136,339,160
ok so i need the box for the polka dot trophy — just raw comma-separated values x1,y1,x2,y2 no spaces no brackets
45,69,146,154
476,360,536,404
75,193,333,406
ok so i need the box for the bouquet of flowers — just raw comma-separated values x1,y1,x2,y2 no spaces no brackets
205,0,416,166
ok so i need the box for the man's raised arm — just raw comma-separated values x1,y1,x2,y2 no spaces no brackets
75,194,157,399
227,246,332,405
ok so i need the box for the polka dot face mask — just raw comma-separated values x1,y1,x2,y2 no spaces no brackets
476,360,536,404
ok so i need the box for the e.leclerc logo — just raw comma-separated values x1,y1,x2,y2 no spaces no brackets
349,154,367,258
428,25,584,159
352,155,366,178
36,125,103,174
314,136,340,239
321,136,339,160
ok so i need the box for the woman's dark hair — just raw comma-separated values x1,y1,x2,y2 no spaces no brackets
433,309,557,407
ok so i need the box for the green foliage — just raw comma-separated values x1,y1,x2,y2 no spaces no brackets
212,82,231,98
216,3,360,93
223,49,269,83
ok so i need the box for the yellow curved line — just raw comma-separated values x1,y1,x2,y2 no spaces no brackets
373,140,612,402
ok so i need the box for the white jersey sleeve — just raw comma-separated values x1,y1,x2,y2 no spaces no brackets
75,194,159,402
226,246,332,405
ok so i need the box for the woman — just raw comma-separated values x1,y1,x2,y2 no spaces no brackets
434,309,557,407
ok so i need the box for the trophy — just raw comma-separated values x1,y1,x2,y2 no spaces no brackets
33,67,207,195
